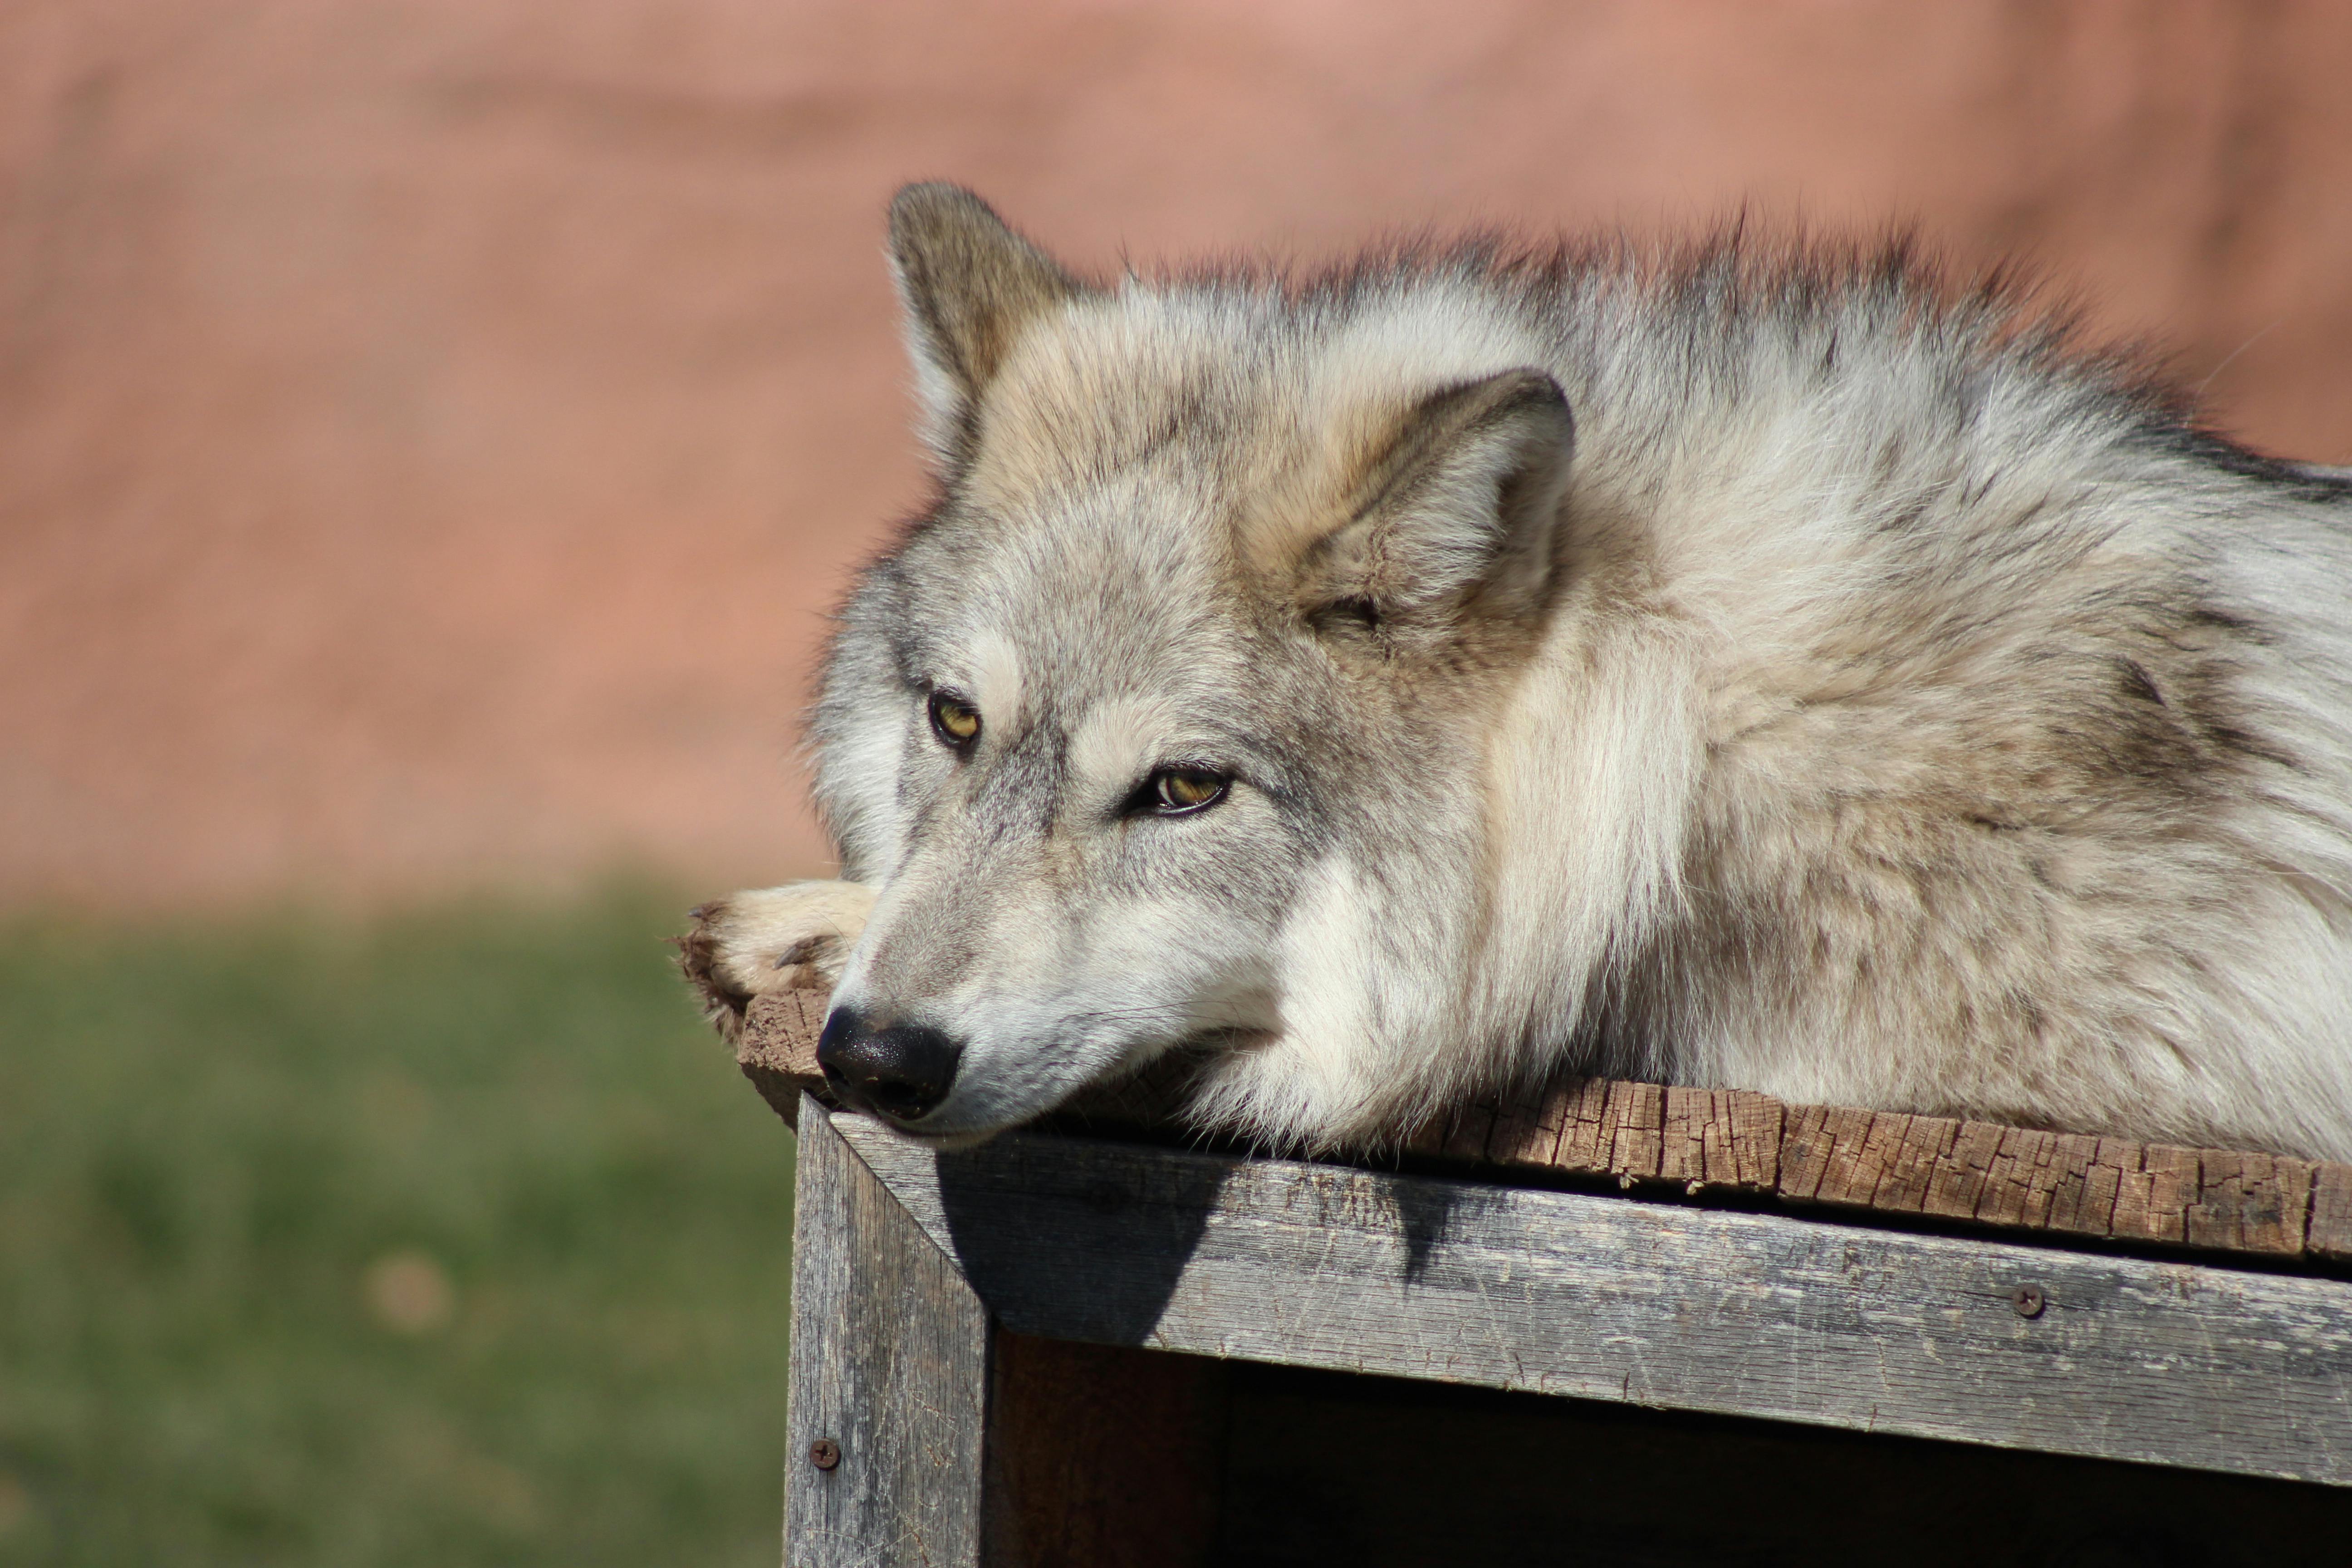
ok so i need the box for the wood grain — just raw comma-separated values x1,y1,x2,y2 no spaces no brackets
737,989,827,1128
785,1094,990,1568
740,990,2352,1269
2311,1162,2352,1264
836,1111,2352,1488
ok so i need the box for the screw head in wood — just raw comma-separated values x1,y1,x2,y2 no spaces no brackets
2012,1284,2047,1318
808,1438,841,1471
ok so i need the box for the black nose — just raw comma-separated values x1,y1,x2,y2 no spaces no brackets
816,1007,964,1122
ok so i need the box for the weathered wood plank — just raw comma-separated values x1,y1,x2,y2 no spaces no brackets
786,1095,990,1568
1545,1078,1615,1174
1483,1084,1566,1170
2186,1151,2315,1255
1717,1101,1763,1187
2311,1162,2352,1263
738,990,2349,1268
1781,1104,1885,1207
2041,1133,2120,1239
833,1112,2352,1487
1656,1085,1708,1189
1976,1125,2054,1228
738,990,827,1128
1603,1080,1664,1183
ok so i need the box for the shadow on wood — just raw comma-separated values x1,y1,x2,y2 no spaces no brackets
838,1110,2352,1487
937,1138,1230,1346
788,1098,1230,1568
780,1088,2352,1567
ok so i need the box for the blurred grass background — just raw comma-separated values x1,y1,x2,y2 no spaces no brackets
0,885,797,1566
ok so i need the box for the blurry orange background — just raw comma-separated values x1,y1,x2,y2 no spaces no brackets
7,0,2350,911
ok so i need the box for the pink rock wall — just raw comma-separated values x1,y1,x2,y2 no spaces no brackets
6,0,2350,909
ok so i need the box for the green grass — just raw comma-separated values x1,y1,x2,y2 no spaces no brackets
0,887,799,1566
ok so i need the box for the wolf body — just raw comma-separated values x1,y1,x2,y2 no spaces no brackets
687,185,2352,1160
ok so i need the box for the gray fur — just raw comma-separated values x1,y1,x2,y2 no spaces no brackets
688,185,2352,1159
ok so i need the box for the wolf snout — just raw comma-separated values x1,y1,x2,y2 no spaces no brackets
816,1006,964,1122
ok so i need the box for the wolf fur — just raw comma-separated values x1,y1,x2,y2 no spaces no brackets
687,183,2352,1160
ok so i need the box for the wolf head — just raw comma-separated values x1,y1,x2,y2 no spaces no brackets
810,185,1581,1148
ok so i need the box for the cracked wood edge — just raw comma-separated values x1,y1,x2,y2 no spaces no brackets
739,990,2350,1268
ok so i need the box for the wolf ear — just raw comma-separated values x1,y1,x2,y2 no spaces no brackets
887,183,1090,464
1304,368,1575,641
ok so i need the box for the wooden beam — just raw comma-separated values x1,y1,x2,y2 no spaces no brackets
739,989,828,1128
738,990,2352,1269
828,1110,2352,1488
787,1096,1244,1568
786,1095,991,1567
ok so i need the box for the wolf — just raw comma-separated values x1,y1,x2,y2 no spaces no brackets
683,183,2352,1161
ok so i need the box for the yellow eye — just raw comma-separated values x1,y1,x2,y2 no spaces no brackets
928,692,981,747
1151,768,1228,813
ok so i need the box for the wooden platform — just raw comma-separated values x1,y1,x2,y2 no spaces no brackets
741,988,2352,1269
740,989,2352,1567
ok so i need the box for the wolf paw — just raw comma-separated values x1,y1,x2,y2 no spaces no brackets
677,880,876,1041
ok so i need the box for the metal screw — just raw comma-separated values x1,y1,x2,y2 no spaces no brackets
2012,1284,2047,1319
808,1438,841,1471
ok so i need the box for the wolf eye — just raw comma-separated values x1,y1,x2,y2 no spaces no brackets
1147,767,1229,815
928,691,981,748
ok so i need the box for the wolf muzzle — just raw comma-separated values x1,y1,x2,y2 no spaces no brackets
816,1006,964,1122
